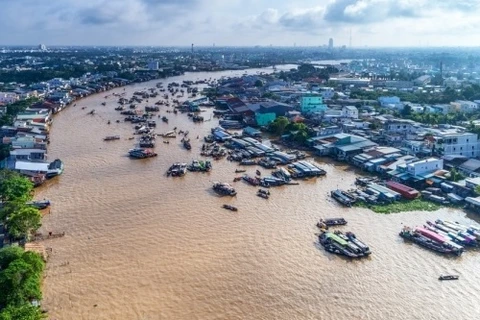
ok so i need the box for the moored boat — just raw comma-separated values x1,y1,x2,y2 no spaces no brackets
128,148,157,159
317,218,347,229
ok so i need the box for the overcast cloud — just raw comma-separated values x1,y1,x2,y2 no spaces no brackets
0,0,478,47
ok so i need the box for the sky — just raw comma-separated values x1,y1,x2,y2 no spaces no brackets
1,0,479,47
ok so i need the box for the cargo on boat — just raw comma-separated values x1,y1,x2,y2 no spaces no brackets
385,181,419,199
330,189,356,207
318,230,371,258
399,227,463,256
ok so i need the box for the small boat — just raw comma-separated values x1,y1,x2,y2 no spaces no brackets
256,192,269,199
222,204,238,212
101,102,106,106
27,200,51,210
183,139,192,150
439,275,459,281
256,170,261,176
317,218,348,229
258,189,270,196
235,169,246,173
104,135,120,141
89,109,96,115
213,182,237,196
233,177,242,182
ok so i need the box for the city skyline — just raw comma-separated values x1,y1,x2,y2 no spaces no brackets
0,0,479,47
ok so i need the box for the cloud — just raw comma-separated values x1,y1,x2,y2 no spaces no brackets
324,0,421,23
0,0,480,46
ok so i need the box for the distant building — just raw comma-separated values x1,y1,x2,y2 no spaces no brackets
0,92,19,104
378,96,402,108
39,44,47,51
405,157,443,177
300,95,328,114
148,60,159,71
328,38,333,49
414,75,431,86
450,100,478,113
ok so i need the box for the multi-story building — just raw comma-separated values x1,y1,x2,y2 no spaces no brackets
342,106,358,119
450,100,478,113
405,157,443,176
433,131,480,158
300,95,328,114
0,92,19,104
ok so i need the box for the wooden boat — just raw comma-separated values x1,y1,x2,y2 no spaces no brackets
222,204,238,212
235,169,246,173
256,192,269,199
317,218,348,229
104,135,120,141
439,275,459,281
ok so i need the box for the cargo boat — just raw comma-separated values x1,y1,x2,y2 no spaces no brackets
316,218,347,229
318,231,371,258
385,181,419,199
166,163,187,176
213,182,237,196
222,204,238,211
128,148,157,159
399,227,463,256
330,189,356,207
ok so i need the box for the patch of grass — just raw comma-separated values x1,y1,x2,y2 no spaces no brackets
354,198,441,214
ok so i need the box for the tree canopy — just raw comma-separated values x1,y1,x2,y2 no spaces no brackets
0,247,45,317
0,171,34,203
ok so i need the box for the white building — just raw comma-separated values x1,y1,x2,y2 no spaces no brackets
0,92,19,104
342,106,358,119
406,157,443,176
433,132,480,158
451,100,478,113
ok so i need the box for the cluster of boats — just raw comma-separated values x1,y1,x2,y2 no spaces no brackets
201,143,227,159
187,160,212,172
400,220,480,256
318,230,371,258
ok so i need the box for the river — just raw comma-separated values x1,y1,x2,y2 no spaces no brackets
37,65,480,320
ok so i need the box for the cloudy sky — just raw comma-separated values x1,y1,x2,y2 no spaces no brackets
1,0,478,47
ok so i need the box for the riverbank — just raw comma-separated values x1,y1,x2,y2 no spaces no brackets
354,198,441,214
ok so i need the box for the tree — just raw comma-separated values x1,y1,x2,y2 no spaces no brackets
0,304,46,320
0,171,33,203
268,116,290,136
475,185,480,195
401,104,412,117
448,168,464,182
254,80,263,87
0,246,23,270
5,206,42,239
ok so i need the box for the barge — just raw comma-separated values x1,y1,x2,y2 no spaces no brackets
316,218,347,229
318,231,371,258
399,227,463,256
330,189,356,207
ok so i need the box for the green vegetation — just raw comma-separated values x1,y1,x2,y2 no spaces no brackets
0,170,40,240
355,198,441,214
267,116,311,144
0,247,46,320
0,171,45,318
447,168,465,182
